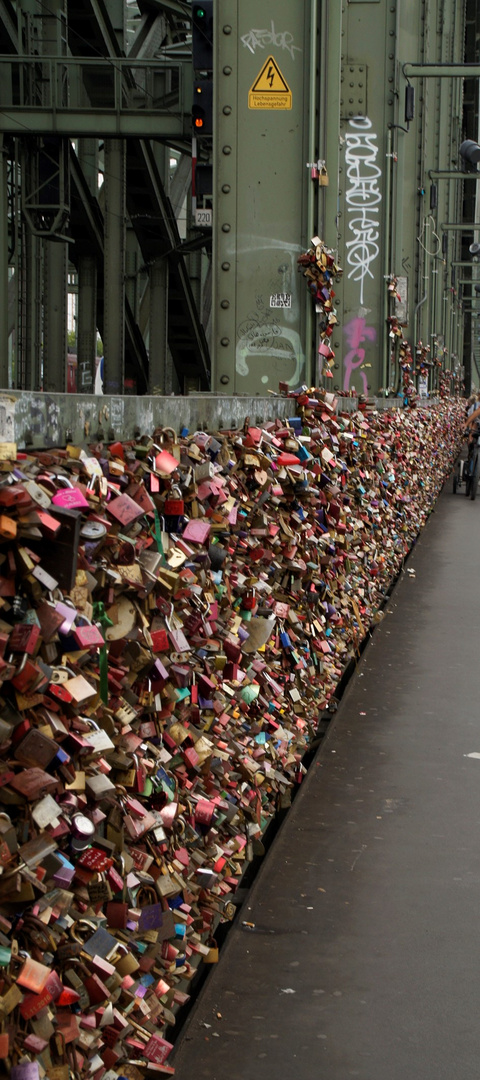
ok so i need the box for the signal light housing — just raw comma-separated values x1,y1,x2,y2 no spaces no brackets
192,1,213,70
192,80,213,136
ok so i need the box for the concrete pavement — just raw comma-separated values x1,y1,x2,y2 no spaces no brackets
171,476,480,1080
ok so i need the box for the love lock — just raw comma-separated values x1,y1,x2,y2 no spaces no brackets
166,546,187,569
164,485,185,517
50,666,74,685
154,427,181,463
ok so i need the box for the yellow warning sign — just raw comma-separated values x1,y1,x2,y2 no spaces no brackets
248,55,292,110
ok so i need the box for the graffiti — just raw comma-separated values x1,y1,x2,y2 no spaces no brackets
237,298,282,353
241,22,301,61
236,296,304,385
0,398,14,441
78,360,93,390
344,117,382,304
343,316,376,395
110,397,125,432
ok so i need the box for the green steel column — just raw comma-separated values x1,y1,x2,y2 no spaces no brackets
103,139,125,395
213,0,311,393
0,138,8,387
304,0,318,386
41,0,68,393
148,143,168,394
336,1,399,396
321,2,342,251
149,258,168,393
435,0,461,385
76,256,96,392
24,230,42,391
212,0,238,393
43,239,67,392
77,140,98,393
382,126,393,390
78,140,98,196
319,0,342,390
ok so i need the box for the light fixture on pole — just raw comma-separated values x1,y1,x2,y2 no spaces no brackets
460,140,480,165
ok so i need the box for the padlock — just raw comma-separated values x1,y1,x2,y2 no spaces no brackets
48,1032,71,1080
155,427,181,463
164,485,185,516
150,628,169,653
105,900,129,929
319,163,329,186
0,1016,9,1059
280,625,293,649
87,872,112,905
242,589,257,612
133,753,147,794
203,937,219,964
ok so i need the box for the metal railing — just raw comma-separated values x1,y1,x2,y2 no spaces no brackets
0,56,190,136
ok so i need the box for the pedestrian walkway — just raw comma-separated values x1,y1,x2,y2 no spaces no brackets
171,477,480,1080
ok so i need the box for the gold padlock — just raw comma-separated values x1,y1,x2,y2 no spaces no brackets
204,937,219,964
319,164,329,187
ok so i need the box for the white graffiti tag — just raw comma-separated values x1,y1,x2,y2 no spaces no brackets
241,21,301,61
344,117,382,304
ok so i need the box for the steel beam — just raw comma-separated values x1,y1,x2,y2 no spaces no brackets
149,258,168,393
0,1,18,52
43,240,67,393
0,138,8,386
213,0,310,394
78,140,98,197
0,56,190,138
23,231,42,392
77,256,97,393
0,111,186,138
103,139,125,395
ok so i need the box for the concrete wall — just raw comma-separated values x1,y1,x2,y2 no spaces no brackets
0,392,298,449
0,390,432,451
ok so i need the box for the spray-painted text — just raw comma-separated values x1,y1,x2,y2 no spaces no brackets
344,117,382,304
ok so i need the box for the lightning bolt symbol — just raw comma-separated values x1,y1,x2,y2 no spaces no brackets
267,65,275,88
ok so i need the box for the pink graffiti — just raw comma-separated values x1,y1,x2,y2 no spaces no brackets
343,316,376,394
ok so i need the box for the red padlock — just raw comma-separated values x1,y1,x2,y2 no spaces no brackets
164,485,185,516
150,629,169,653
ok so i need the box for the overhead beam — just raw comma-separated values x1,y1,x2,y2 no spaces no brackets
0,56,190,138
0,111,186,137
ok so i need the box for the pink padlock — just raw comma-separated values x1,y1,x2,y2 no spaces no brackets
73,624,105,649
195,799,215,825
52,487,89,509
55,601,77,635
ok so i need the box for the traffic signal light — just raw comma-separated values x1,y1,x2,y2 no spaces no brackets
192,2,213,70
192,79,213,136
195,163,213,201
